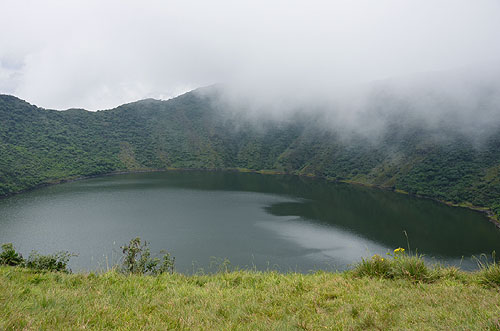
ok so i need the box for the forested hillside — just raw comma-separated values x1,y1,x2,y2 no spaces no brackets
1,88,500,219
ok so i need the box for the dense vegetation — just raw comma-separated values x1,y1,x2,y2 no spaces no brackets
0,243,73,273
1,88,500,220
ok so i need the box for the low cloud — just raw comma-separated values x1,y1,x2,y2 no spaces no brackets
202,64,500,143
1,0,500,140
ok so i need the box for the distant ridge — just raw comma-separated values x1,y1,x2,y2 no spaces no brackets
1,87,499,222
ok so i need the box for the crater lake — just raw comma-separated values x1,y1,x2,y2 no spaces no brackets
1,171,499,273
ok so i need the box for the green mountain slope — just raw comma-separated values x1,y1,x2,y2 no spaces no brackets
1,89,500,220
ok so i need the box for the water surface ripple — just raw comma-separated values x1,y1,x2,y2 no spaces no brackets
0,171,498,272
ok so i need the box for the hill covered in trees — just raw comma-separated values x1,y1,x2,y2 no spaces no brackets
1,86,500,220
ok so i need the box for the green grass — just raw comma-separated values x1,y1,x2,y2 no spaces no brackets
1,265,500,330
353,250,433,282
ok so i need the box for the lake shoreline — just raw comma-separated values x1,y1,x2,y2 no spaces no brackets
1,167,499,228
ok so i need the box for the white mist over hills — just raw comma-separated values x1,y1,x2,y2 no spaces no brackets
1,0,499,113
197,64,500,142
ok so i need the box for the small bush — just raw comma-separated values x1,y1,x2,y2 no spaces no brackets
390,254,430,282
120,237,175,275
353,248,431,282
475,252,500,287
476,264,500,287
25,250,75,273
0,243,24,266
353,255,391,278
0,243,74,273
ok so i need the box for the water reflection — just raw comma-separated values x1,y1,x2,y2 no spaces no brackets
0,171,498,272
257,217,388,270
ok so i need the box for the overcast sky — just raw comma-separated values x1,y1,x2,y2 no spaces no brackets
1,0,500,110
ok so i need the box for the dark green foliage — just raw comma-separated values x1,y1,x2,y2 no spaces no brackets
0,242,73,272
0,243,24,266
1,90,500,219
120,237,175,275
25,251,74,273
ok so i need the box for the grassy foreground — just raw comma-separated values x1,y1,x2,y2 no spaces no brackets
1,266,500,330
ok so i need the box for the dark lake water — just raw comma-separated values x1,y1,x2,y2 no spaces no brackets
1,171,499,273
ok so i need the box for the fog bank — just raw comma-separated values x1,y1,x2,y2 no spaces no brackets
1,0,499,112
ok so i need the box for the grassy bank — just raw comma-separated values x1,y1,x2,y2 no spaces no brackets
1,266,500,330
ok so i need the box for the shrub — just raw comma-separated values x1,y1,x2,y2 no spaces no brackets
390,254,430,282
353,254,391,278
25,250,75,273
0,243,24,266
353,248,431,282
476,264,500,287
120,237,175,275
475,252,500,287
